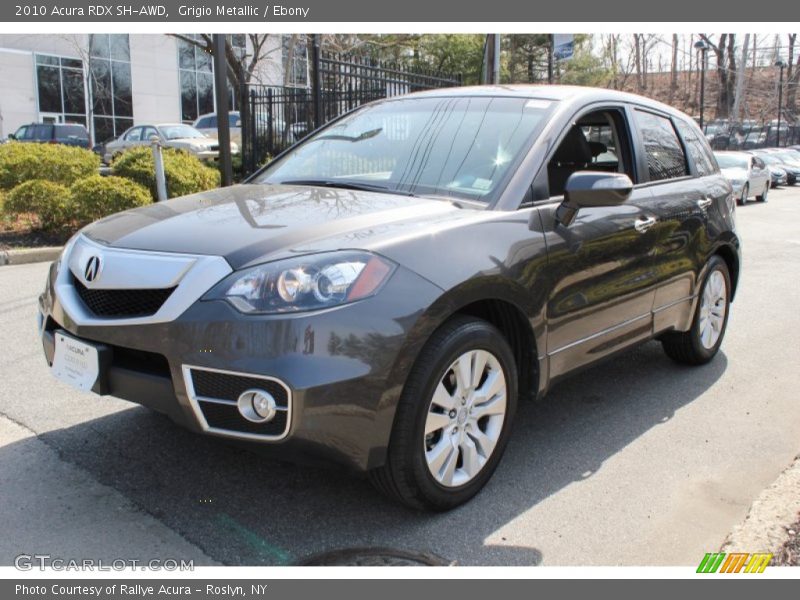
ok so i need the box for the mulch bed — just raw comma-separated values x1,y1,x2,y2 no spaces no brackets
0,227,71,251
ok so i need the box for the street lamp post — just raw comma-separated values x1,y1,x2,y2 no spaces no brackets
775,59,788,147
694,39,710,131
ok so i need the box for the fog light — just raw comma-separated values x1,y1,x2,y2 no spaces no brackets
237,389,277,423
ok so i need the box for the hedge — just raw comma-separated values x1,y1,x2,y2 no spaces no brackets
112,146,220,201
0,142,100,190
3,180,72,230
70,175,152,225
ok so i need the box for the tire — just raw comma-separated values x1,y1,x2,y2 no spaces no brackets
370,316,518,511
661,255,731,366
737,184,749,206
756,182,769,202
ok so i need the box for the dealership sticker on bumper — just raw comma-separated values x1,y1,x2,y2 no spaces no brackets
51,332,99,391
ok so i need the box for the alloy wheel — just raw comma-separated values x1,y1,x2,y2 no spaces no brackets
698,270,727,349
423,349,507,488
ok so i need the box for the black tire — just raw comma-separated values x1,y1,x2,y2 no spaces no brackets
756,182,769,202
369,316,518,511
661,255,731,366
737,184,749,206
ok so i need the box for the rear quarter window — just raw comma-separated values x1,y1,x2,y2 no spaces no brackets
674,118,717,176
634,109,689,182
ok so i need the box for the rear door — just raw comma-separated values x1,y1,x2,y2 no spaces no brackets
636,111,721,334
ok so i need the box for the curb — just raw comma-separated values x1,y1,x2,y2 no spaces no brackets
0,246,62,267
721,454,800,554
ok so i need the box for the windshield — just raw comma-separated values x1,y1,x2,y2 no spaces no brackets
757,153,782,165
158,124,206,140
254,96,556,202
715,154,748,169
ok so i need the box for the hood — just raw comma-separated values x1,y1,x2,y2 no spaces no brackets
81,184,467,269
721,167,747,181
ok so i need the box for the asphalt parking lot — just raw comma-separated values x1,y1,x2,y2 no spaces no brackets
1,187,800,567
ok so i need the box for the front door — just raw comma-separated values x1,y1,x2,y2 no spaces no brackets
536,107,660,379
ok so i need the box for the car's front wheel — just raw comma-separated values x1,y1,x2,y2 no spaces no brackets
661,255,731,365
737,184,749,205
756,182,769,202
370,316,517,510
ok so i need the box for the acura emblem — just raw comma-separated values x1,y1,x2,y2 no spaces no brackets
84,256,101,283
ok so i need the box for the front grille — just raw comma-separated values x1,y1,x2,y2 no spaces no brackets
73,277,175,318
185,367,291,440
208,144,219,151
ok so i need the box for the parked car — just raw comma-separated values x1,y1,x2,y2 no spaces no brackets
9,123,90,148
194,111,303,147
38,86,740,510
752,150,800,185
193,112,243,145
714,151,770,204
103,123,238,164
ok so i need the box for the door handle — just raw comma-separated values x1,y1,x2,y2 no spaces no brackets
697,197,713,209
634,216,657,233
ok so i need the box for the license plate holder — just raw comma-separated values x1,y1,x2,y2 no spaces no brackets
51,330,110,393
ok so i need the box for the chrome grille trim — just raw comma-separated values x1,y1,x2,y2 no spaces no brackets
56,234,232,326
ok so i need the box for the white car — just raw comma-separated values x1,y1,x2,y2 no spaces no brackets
104,123,238,164
193,112,243,146
714,151,770,204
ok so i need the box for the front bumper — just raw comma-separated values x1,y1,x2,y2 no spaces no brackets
39,241,443,472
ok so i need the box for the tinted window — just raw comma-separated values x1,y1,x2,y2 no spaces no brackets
196,116,216,128
634,110,689,181
55,125,88,140
124,127,141,141
31,124,54,140
674,119,716,176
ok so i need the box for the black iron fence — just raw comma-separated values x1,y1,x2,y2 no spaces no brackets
241,50,462,175
702,122,800,151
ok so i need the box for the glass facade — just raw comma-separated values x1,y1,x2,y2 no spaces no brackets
177,34,246,122
35,54,86,125
89,34,133,142
177,34,214,123
282,35,308,87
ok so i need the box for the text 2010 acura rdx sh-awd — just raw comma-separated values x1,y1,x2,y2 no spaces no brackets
39,86,740,510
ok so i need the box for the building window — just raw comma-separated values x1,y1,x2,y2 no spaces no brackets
34,54,86,125
89,34,133,143
178,34,214,123
176,35,247,122
282,35,308,87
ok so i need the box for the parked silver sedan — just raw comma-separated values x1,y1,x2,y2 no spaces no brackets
104,123,238,164
714,151,771,204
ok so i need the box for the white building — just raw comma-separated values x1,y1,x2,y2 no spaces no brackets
0,34,306,143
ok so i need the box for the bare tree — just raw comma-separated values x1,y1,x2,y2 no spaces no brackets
700,34,738,119
167,34,280,90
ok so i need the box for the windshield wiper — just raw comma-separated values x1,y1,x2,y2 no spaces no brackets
277,179,417,196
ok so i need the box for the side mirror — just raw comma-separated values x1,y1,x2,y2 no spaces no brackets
7,133,16,140
556,171,633,227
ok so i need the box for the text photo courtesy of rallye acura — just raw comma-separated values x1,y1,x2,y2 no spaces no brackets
38,85,740,510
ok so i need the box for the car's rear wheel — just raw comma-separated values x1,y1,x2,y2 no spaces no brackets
756,182,769,202
370,316,517,511
661,255,731,365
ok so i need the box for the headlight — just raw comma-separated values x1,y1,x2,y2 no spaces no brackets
205,251,396,314
190,142,208,152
